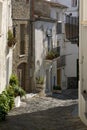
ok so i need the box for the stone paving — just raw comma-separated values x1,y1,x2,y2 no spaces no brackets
0,89,87,130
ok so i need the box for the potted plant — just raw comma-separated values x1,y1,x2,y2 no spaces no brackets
53,85,62,93
36,76,45,96
9,74,25,107
7,30,16,47
13,85,25,107
46,50,59,60
0,74,25,121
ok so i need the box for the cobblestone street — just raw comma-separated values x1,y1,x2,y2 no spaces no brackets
0,89,87,130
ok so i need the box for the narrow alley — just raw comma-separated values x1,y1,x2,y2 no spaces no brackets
0,89,87,130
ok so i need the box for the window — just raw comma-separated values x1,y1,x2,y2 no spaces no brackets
72,0,77,7
56,22,62,34
57,41,59,46
0,2,2,34
26,0,29,3
56,13,59,20
48,36,52,51
17,69,22,87
46,29,52,51
20,24,26,55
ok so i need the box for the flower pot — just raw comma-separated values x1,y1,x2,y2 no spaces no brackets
8,40,16,47
36,84,43,92
14,96,21,108
36,84,45,96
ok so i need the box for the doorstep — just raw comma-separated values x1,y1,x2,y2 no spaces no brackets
53,90,62,94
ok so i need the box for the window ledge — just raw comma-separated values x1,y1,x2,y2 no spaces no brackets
81,21,87,26
19,54,26,58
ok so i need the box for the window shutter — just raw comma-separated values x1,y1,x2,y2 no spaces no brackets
20,24,26,55
56,22,62,34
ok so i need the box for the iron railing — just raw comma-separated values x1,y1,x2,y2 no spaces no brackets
57,55,66,68
65,16,79,44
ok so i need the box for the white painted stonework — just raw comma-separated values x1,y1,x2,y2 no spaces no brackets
47,0,79,17
35,20,57,94
79,0,87,125
50,5,67,89
46,0,79,89
0,0,12,93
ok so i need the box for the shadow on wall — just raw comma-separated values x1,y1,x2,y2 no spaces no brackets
51,88,78,100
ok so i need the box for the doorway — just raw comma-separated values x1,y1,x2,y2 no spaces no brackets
57,69,61,87
17,63,26,90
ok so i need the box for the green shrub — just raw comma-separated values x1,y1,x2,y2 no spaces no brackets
8,96,14,110
9,74,19,86
6,86,15,110
9,74,26,97
6,85,15,97
0,74,26,121
13,85,26,97
2,88,15,111
0,93,9,121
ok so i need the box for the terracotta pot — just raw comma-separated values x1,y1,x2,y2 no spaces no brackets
8,38,16,47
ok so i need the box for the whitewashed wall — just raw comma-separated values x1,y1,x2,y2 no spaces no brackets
47,0,79,17
79,0,87,125
35,21,57,93
35,21,57,74
47,0,79,89
0,0,12,93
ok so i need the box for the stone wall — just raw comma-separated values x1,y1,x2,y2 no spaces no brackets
12,0,30,19
0,0,12,93
12,0,52,92
12,0,32,92
34,0,50,17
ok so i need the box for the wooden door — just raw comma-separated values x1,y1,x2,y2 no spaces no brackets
57,69,61,86
17,63,26,90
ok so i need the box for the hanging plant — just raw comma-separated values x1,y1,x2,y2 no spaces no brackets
7,30,16,47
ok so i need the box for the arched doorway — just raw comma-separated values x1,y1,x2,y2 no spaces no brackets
17,63,26,90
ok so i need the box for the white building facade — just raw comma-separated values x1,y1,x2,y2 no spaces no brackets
34,1,67,95
50,0,79,16
79,0,87,125
49,2,67,90
0,0,12,93
47,0,79,89
35,18,58,95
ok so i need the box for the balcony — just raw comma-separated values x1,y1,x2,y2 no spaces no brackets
44,47,60,68
65,16,79,45
45,47,60,61
57,55,66,68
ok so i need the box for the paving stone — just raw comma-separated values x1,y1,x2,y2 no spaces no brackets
0,89,87,130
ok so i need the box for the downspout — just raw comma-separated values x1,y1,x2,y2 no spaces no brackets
29,0,36,92
30,0,34,56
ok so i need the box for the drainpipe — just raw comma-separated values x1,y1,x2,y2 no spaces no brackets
29,0,36,92
30,0,34,56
